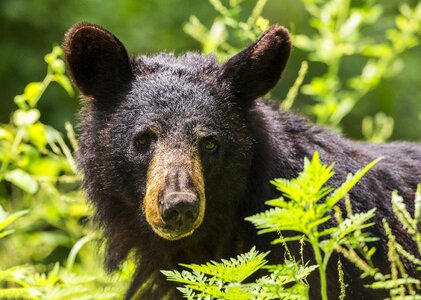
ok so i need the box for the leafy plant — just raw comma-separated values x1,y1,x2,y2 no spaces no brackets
165,152,421,299
0,47,131,299
163,247,316,300
163,152,381,300
247,152,379,300
333,188,421,299
0,205,28,240
184,0,270,60
362,112,394,143
0,46,75,194
295,0,421,129
184,0,421,139
363,186,421,298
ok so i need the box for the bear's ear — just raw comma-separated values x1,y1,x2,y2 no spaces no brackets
63,23,132,99
219,25,291,102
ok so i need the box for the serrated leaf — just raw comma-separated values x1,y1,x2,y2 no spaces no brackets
325,158,381,208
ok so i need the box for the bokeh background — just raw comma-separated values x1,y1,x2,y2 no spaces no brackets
1,0,420,140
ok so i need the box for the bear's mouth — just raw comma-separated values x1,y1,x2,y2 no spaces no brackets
151,224,197,241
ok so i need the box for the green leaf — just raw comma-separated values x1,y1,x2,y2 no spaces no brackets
0,206,29,234
179,247,269,283
272,235,306,245
4,169,39,194
23,82,43,106
13,95,27,109
0,127,13,141
368,277,420,289
293,34,314,51
53,74,74,96
28,122,47,149
51,59,65,74
27,157,62,177
325,158,381,208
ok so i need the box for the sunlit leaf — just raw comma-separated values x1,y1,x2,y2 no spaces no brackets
0,127,13,141
28,122,47,149
24,82,43,107
28,157,62,177
53,74,74,96
4,168,39,194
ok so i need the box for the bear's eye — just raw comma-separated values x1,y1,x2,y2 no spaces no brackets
137,133,152,147
201,137,218,153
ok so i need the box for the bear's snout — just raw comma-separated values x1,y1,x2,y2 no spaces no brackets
142,144,206,240
159,192,200,230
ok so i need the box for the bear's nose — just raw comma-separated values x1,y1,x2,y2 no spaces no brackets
159,192,199,229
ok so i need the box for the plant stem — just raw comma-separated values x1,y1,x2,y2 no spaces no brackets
0,128,25,179
311,237,328,300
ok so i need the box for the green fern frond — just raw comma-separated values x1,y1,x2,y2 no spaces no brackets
270,152,335,208
391,188,421,255
166,247,269,284
162,248,314,300
330,209,376,242
368,277,421,290
264,261,318,283
0,287,32,299
391,191,418,235
248,152,380,300
324,158,382,208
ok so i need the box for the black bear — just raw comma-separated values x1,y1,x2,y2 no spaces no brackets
63,23,421,299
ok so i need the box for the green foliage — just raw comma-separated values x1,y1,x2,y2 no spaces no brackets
183,0,421,140
163,247,316,300
296,1,421,129
247,152,379,300
365,186,421,298
0,46,75,195
184,0,270,60
362,112,394,143
0,47,130,299
0,263,119,300
0,205,28,240
165,152,421,299
163,152,379,300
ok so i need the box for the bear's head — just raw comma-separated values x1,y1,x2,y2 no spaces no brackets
64,23,290,264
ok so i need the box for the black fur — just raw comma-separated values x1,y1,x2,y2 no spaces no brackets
64,23,421,299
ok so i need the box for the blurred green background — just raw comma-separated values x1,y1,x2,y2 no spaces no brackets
1,0,420,140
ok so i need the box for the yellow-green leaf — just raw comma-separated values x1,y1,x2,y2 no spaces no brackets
53,74,74,96
24,82,43,106
28,123,47,149
0,127,13,141
4,169,39,194
51,59,65,74
28,158,62,177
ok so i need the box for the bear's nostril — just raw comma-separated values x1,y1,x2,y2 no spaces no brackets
163,209,180,223
159,193,199,229
185,210,194,221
